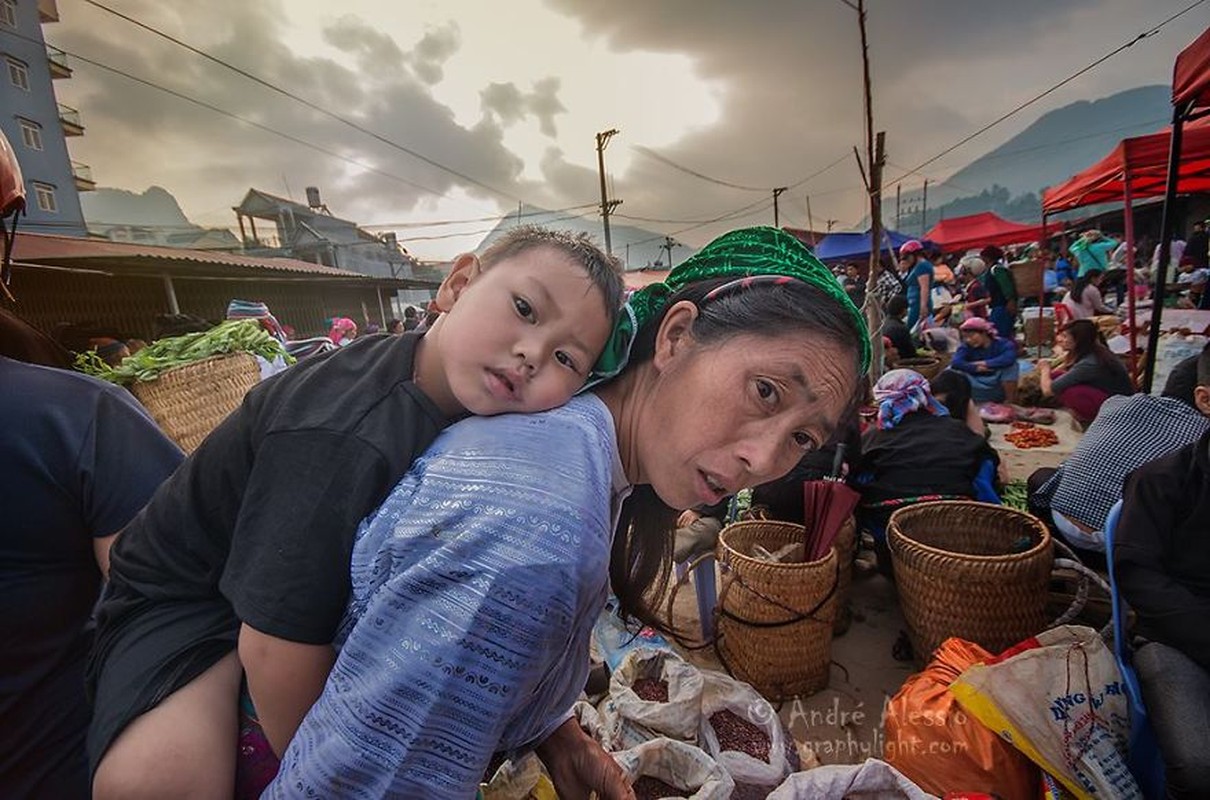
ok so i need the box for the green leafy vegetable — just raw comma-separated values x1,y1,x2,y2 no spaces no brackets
74,320,293,385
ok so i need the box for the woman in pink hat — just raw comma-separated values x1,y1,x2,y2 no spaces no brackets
949,316,1019,403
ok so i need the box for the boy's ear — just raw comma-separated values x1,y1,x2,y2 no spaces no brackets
435,253,483,312
1195,385,1210,418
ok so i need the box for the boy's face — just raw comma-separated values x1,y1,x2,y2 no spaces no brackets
433,246,613,415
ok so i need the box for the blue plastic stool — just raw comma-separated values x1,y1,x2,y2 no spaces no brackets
1104,500,1167,799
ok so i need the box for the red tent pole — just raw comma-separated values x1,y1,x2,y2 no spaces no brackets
1123,177,1139,387
1143,105,1190,392
1038,212,1049,361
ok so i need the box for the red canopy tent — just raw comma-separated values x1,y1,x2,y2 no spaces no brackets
1143,27,1210,390
925,211,1051,253
1041,115,1210,213
1173,26,1210,111
1040,29,1210,390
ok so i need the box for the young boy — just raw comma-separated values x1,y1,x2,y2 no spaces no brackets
87,227,624,799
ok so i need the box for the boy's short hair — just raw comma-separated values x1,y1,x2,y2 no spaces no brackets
1199,341,1210,386
886,294,908,317
478,226,625,323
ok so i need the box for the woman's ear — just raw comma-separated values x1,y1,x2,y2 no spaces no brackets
652,301,700,372
434,253,482,312
1195,385,1210,417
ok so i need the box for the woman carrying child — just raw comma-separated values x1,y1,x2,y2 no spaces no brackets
267,227,869,798
87,227,625,799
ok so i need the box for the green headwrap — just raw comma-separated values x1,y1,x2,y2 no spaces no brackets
587,226,871,386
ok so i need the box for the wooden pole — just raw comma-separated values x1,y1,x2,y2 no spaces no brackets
857,0,884,383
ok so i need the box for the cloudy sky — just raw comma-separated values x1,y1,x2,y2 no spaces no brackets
48,0,1208,261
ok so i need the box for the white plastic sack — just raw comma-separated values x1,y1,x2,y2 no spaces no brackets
950,625,1140,800
573,699,609,750
697,671,789,788
768,759,939,800
598,649,704,750
480,752,543,800
612,737,735,800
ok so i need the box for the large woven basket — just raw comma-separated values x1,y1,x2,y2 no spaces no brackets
1009,259,1045,298
131,352,260,453
897,356,943,380
833,516,857,635
889,501,1052,662
714,520,838,701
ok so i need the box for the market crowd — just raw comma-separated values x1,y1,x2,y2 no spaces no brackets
3,217,1210,799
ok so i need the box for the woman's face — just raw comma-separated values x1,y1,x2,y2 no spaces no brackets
1057,330,1074,351
635,320,857,510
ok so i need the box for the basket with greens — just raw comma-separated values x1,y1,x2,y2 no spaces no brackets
75,320,293,453
74,319,292,385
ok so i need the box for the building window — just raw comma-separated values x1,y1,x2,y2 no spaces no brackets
6,57,29,90
1,0,17,28
33,182,57,213
18,118,42,151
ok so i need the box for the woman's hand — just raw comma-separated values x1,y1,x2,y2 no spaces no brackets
536,719,635,800
676,509,701,529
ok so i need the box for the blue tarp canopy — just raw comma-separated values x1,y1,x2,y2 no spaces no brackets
811,229,926,262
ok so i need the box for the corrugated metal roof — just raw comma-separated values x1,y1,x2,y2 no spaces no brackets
11,232,435,288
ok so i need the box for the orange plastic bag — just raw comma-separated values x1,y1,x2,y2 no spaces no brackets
883,637,1039,800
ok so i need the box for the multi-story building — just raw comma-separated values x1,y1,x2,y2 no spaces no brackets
0,0,90,236
234,187,443,309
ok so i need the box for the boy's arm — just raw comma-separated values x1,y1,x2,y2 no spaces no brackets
239,624,336,757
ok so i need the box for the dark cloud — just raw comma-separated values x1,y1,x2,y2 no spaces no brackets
52,0,534,230
481,77,567,137
322,15,406,78
406,23,461,85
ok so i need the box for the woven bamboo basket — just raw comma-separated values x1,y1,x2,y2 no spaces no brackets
714,520,838,701
1009,259,1045,298
1024,315,1056,347
897,356,943,380
131,352,260,453
833,515,857,635
888,501,1052,662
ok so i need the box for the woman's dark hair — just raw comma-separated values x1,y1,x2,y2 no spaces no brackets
1071,269,1102,306
1063,319,1115,370
929,369,972,419
608,276,866,631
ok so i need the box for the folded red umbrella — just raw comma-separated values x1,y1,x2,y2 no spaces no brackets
803,479,861,562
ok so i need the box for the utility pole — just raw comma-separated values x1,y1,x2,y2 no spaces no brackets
857,0,886,383
625,243,630,269
895,184,901,231
772,187,788,228
595,129,622,254
517,201,522,226
662,237,681,269
827,219,838,232
920,178,929,236
806,194,816,245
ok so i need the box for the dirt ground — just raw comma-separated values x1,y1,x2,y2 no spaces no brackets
659,413,1089,766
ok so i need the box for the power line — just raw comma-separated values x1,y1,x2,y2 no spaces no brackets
629,196,777,246
632,146,770,192
885,0,1209,191
80,0,528,205
633,147,850,195
358,204,600,229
